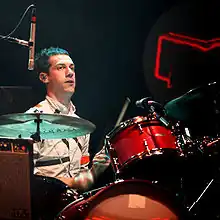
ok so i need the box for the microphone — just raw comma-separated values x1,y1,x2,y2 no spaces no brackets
28,6,36,70
136,97,163,109
135,97,156,108
0,36,29,47
135,97,150,108
136,97,170,127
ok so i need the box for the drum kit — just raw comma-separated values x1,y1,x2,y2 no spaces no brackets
0,81,220,219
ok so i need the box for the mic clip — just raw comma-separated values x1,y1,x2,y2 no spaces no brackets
136,97,170,127
149,105,170,127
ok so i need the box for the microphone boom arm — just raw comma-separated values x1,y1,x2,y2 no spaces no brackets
0,35,30,47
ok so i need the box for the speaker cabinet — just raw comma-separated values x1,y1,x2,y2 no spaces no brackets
0,138,33,220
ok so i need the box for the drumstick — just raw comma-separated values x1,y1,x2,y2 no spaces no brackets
114,97,131,128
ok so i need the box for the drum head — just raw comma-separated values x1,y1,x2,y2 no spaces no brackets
57,179,191,220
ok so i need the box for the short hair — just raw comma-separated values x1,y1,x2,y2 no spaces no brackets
34,47,69,74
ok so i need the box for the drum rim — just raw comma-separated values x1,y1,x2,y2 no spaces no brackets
107,116,161,139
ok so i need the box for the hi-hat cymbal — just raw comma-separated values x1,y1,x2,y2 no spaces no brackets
0,113,96,141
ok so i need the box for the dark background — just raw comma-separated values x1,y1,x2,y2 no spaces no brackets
1,0,220,218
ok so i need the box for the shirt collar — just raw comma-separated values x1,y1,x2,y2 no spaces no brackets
45,95,76,114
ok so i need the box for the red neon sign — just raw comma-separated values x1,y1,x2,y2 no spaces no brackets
155,32,220,88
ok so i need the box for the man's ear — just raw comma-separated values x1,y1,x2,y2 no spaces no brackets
39,72,49,84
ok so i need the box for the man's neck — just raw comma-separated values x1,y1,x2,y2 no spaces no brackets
47,92,72,108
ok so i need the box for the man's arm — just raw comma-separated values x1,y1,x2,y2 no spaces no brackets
90,146,111,180
56,135,93,191
56,169,94,191
57,147,110,191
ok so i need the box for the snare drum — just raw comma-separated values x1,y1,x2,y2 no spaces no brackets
56,179,190,220
106,116,182,177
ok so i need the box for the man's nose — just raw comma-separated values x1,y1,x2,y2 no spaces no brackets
66,70,75,78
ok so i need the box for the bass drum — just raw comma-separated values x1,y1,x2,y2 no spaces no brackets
56,179,191,220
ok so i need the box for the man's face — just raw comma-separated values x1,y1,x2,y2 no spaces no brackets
47,54,76,95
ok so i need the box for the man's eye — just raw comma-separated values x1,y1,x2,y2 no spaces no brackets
57,66,65,70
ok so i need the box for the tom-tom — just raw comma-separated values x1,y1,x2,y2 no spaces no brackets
105,116,183,179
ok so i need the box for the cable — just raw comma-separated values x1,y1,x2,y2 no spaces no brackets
0,4,35,41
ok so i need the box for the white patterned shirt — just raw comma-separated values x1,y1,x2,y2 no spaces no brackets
26,96,90,178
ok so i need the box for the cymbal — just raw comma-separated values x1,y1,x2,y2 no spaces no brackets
0,113,96,140
164,82,220,120
164,81,220,136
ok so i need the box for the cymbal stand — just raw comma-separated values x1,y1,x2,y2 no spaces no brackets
30,114,42,142
187,137,220,213
188,178,214,212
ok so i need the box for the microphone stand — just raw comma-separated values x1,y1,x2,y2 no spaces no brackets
0,35,34,69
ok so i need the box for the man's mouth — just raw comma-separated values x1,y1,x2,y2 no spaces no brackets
65,80,74,84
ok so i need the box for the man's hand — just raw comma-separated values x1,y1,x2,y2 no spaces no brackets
57,147,110,191
56,176,75,188
73,170,94,191
91,151,110,179
57,170,94,192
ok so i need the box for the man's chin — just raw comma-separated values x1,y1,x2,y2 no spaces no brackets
66,90,75,95
65,88,75,95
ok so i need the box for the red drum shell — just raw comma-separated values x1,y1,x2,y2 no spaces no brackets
56,179,189,220
107,116,179,173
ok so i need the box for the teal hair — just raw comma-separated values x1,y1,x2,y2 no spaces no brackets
34,47,69,74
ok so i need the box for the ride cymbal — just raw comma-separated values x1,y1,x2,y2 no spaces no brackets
0,113,96,141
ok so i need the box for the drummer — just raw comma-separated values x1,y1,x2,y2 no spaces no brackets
26,46,110,191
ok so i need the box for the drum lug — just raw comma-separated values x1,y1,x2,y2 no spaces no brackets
172,122,188,156
137,123,144,134
105,135,121,175
174,135,185,156
57,215,65,220
114,178,124,183
143,139,152,155
77,202,89,212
